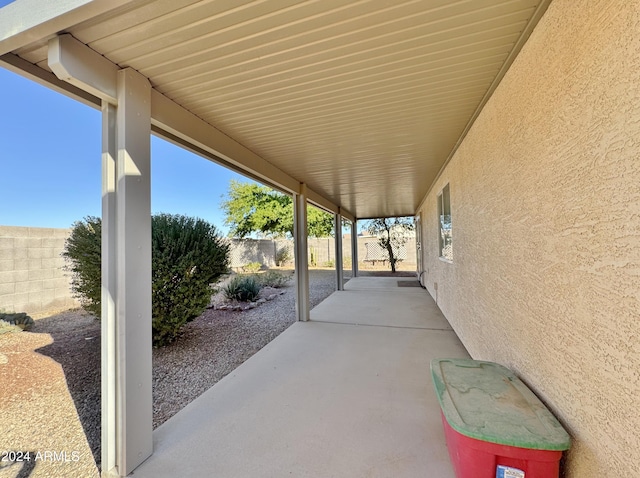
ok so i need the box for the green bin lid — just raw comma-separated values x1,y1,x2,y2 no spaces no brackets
431,358,570,451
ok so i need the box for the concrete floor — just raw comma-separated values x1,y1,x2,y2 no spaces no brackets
131,277,469,478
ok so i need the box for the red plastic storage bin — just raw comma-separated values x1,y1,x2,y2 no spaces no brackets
431,359,570,478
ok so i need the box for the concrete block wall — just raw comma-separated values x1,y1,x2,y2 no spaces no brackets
229,239,282,268
229,236,416,270
0,227,418,316
307,237,336,266
229,238,330,269
0,226,78,318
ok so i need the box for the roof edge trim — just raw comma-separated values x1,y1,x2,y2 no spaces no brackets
0,0,136,56
0,52,100,108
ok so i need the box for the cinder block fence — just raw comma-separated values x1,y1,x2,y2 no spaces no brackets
0,226,78,317
0,226,417,317
229,236,417,270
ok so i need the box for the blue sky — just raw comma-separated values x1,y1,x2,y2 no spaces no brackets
0,66,251,234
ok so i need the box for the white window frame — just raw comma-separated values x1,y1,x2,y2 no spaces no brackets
437,184,452,262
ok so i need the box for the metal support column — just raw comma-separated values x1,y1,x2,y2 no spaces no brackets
112,68,153,476
334,213,344,290
101,101,117,477
293,184,310,321
351,219,358,278
49,34,152,478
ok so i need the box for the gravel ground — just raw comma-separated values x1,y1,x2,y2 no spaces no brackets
26,269,348,470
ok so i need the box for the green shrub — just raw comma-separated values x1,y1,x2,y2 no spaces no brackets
62,216,102,317
152,214,230,346
257,270,291,288
275,246,292,266
0,319,22,335
323,260,335,268
0,312,34,331
63,214,230,346
242,262,262,273
223,275,261,302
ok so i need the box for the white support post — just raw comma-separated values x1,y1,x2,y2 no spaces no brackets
351,220,358,278
101,101,118,477
293,184,310,322
334,214,344,291
50,33,152,478
114,68,153,475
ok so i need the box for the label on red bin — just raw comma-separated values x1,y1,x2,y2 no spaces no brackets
496,465,525,478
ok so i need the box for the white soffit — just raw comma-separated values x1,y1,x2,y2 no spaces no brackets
1,0,551,219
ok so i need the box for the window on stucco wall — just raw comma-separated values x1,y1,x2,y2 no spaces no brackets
438,184,452,261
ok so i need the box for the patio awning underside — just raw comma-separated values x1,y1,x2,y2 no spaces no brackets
0,0,550,219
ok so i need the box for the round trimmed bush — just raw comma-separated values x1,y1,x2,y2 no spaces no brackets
63,214,230,346
151,214,229,345
62,216,102,318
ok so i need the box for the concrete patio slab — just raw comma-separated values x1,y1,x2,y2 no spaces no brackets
130,278,469,478
310,276,451,330
345,276,418,290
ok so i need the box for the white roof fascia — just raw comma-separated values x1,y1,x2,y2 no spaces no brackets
153,91,353,221
341,212,356,223
150,89,303,196
0,0,136,56
0,52,99,108
43,32,355,219
152,90,355,219
306,188,339,216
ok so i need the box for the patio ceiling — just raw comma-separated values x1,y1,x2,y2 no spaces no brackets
1,0,550,219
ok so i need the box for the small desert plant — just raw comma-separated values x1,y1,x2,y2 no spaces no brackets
309,247,317,267
275,246,292,266
257,270,291,288
242,262,262,273
0,319,22,334
323,260,335,268
0,312,34,331
223,275,261,302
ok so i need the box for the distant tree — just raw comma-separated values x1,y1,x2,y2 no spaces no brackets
364,217,414,273
221,180,334,238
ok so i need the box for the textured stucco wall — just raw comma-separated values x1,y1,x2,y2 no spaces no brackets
417,1,640,476
0,226,78,317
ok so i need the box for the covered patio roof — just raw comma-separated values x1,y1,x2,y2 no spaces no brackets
0,0,550,219
0,1,555,476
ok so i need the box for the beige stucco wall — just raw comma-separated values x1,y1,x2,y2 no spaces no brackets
417,1,639,476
